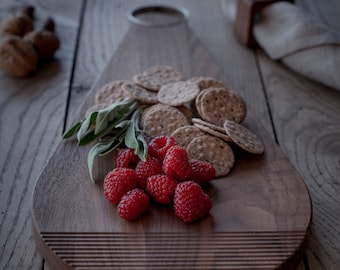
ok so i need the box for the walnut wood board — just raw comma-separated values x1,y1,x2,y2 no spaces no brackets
32,13,312,270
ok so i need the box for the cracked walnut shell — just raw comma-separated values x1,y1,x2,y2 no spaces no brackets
24,30,60,61
0,36,38,77
0,15,33,37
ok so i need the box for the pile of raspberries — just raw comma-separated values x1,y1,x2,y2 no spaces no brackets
103,136,216,223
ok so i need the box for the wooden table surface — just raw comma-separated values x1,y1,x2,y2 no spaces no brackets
0,0,339,269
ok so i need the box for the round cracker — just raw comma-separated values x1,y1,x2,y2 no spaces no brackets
95,80,129,105
199,87,246,126
192,117,226,133
188,76,226,91
171,125,205,149
223,120,264,154
158,81,200,106
144,65,183,80
176,105,194,123
133,74,167,91
133,65,183,91
140,104,189,139
193,123,231,142
122,82,158,104
194,89,207,117
140,103,168,124
187,135,235,177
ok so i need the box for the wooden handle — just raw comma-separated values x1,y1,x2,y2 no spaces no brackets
234,0,294,47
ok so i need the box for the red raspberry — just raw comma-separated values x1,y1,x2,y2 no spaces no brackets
163,145,193,181
135,156,163,189
146,175,178,204
148,136,178,160
190,159,216,184
103,168,137,205
174,181,212,223
114,148,140,168
118,188,150,221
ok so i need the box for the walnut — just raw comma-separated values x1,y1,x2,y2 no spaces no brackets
23,30,60,61
43,17,55,33
0,15,34,37
0,36,38,77
20,5,35,20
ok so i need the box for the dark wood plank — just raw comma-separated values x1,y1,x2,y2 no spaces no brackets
0,1,83,269
65,0,131,124
257,0,340,269
259,55,340,270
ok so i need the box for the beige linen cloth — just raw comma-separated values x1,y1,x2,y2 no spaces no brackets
253,2,340,91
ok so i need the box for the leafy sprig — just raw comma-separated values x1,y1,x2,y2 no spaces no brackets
63,98,147,182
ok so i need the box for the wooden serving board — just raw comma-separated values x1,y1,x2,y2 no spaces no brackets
32,9,312,270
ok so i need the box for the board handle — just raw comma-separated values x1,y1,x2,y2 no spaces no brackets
234,0,294,47
128,4,189,27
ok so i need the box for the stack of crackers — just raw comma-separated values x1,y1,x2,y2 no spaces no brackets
89,65,264,177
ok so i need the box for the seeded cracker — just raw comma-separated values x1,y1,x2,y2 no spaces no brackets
177,105,194,123
199,87,246,126
133,65,183,91
192,118,226,133
187,135,235,177
141,104,189,139
158,81,200,107
122,82,158,104
171,125,205,149
144,65,183,79
194,90,206,117
188,76,226,91
133,74,165,92
193,123,232,142
95,80,129,105
224,120,264,154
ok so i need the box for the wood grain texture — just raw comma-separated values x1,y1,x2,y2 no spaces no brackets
258,53,340,270
256,0,340,269
32,11,311,269
65,0,131,124
0,0,83,269
38,231,307,270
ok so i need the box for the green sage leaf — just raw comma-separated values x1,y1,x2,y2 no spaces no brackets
77,111,98,142
136,132,148,161
87,138,122,182
115,120,130,129
63,97,150,183
94,98,136,135
79,117,125,146
124,122,139,150
63,121,82,139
